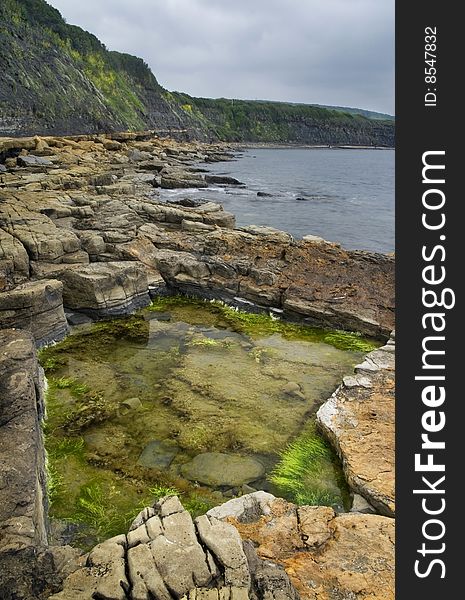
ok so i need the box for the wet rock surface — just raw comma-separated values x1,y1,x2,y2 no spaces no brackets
317,334,395,516
1,133,394,345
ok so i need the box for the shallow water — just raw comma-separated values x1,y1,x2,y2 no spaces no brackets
41,299,371,547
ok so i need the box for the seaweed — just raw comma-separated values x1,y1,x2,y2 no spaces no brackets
148,295,379,352
269,424,349,507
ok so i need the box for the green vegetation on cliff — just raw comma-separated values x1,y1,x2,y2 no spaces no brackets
0,0,394,145
171,94,394,145
0,0,185,136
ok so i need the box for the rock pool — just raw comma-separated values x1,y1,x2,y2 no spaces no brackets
40,297,377,548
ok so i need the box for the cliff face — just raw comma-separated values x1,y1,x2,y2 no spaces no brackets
0,0,197,138
0,0,394,146
172,94,395,146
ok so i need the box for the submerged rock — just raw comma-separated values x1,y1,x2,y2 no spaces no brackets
181,453,265,487
282,381,306,400
137,440,179,469
119,397,142,413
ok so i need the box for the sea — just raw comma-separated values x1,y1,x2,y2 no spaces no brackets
159,147,394,254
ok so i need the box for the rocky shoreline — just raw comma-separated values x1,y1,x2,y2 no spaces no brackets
0,132,395,599
0,132,394,344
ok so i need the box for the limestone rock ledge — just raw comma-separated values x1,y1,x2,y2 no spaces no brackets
317,334,395,516
1,134,394,343
51,493,394,600
0,280,68,346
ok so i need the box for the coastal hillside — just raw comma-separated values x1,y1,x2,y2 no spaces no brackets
170,94,394,145
0,0,394,145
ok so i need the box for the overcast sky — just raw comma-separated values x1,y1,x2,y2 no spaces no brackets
47,0,394,115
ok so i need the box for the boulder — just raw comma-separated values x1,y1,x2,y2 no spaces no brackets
103,140,122,151
207,492,276,522
205,175,243,185
180,453,265,487
0,279,68,345
57,261,151,317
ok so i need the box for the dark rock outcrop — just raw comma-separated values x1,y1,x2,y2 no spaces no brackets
0,329,84,600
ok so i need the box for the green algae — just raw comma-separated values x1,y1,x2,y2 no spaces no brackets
41,297,368,548
148,295,380,352
39,315,150,368
54,377,90,397
269,424,350,508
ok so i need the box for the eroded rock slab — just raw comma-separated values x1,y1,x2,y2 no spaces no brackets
317,335,395,516
57,261,151,317
49,496,258,600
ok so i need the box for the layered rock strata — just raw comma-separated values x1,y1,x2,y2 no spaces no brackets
0,133,396,599
1,133,395,344
0,279,68,346
0,329,82,600
317,334,395,516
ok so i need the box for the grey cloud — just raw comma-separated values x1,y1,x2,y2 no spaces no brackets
48,0,394,114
